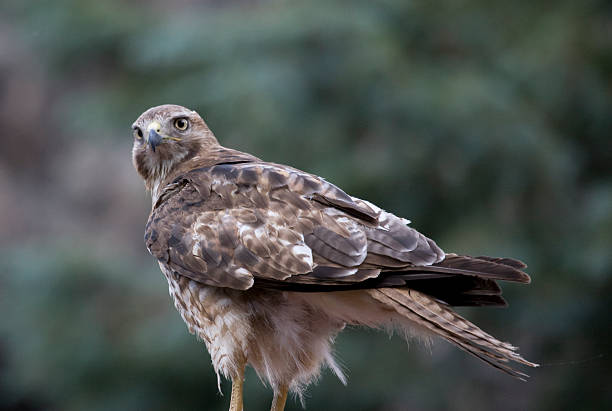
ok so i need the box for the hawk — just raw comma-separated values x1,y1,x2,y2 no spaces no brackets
131,104,537,411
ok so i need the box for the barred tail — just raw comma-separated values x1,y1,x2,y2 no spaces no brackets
368,288,538,380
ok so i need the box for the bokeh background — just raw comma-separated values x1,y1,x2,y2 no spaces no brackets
1,1,611,410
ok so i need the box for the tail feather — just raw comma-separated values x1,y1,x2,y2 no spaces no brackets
389,275,507,307
368,288,538,379
401,289,517,353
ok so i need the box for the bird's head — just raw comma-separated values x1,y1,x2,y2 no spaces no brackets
131,104,219,189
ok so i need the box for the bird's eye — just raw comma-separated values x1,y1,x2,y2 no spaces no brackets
133,127,143,139
174,118,189,131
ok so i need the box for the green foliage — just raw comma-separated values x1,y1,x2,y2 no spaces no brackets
0,0,610,410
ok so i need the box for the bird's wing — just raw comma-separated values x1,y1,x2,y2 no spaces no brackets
146,161,530,301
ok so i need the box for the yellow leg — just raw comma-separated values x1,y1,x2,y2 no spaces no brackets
229,362,245,411
270,384,288,411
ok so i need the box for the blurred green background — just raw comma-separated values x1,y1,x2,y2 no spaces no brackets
1,0,610,410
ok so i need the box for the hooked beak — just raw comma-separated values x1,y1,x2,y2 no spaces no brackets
146,121,163,152
148,128,162,152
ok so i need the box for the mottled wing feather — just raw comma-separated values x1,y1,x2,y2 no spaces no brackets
145,161,530,299
147,183,315,289
422,254,531,283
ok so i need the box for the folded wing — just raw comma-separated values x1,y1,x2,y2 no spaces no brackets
145,161,531,307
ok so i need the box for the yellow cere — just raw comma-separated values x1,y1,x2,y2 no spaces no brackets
147,121,162,133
